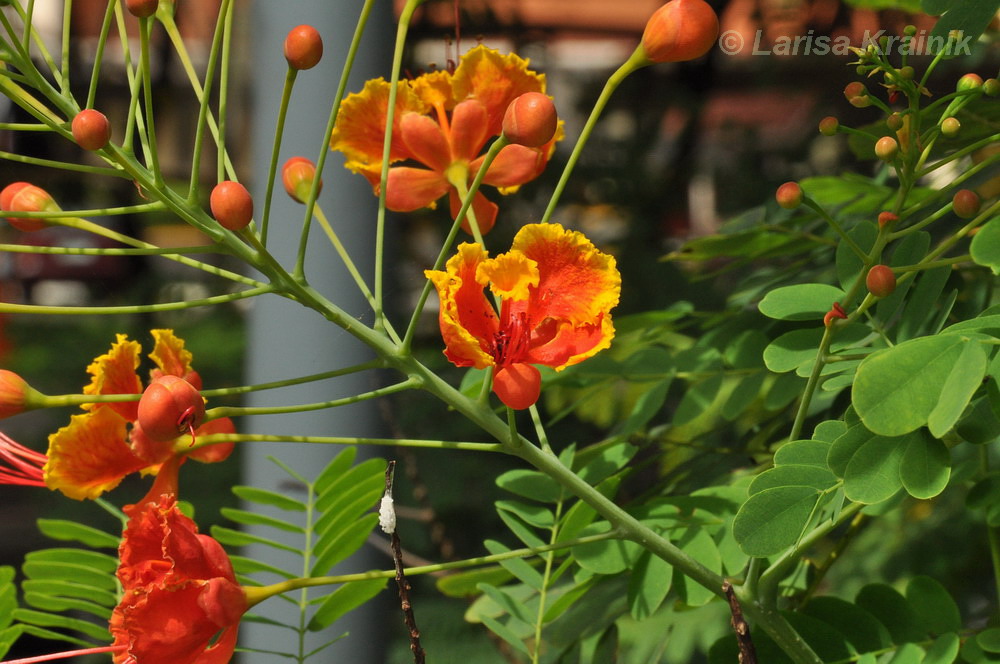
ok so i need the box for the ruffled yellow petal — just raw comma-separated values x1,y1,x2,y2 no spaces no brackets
149,329,193,381
82,334,142,421
44,408,146,500
424,243,497,369
330,78,428,176
410,70,455,112
451,46,546,137
478,250,539,301
511,223,620,327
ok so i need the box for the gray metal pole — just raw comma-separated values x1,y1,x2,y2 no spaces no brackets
243,2,392,662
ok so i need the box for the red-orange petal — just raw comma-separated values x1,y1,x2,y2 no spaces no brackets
524,315,616,370
44,408,146,500
385,167,450,212
400,112,452,172
448,188,498,235
450,99,490,162
185,417,236,464
424,243,498,369
82,334,143,421
492,363,541,410
511,223,620,327
479,143,545,189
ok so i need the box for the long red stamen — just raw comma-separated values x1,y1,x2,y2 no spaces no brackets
1,644,126,664
0,432,46,486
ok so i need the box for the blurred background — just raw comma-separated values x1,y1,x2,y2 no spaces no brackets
0,0,997,661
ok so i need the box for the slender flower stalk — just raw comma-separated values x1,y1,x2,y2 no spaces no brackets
0,432,46,486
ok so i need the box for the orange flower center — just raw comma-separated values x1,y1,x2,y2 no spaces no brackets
491,311,530,367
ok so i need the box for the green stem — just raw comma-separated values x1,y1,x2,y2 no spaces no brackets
138,17,163,185
0,285,270,315
205,378,420,419
540,49,648,224
192,433,504,454
244,530,618,608
311,202,379,316
259,69,296,244
199,360,384,398
85,0,117,108
186,0,231,197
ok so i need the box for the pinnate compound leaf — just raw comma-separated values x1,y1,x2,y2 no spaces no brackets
307,578,387,631
627,551,672,620
899,435,951,499
748,465,837,495
483,540,543,591
35,520,119,549
927,0,1000,56
210,526,301,555
906,576,961,635
972,217,1000,274
675,528,721,607
773,439,832,467
13,608,109,642
220,508,306,534
231,486,307,512
479,614,532,657
572,527,640,575
436,565,514,598
315,458,386,513
853,335,987,436
495,469,561,503
733,485,821,556
923,633,961,664
855,583,927,644
801,596,891,654
310,514,379,576
477,584,535,625
843,432,912,504
759,284,845,321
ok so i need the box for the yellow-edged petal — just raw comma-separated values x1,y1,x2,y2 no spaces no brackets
424,243,497,369
478,250,539,301
330,78,427,175
451,46,546,137
44,408,146,500
410,70,455,112
511,223,620,327
149,329,194,381
82,333,142,421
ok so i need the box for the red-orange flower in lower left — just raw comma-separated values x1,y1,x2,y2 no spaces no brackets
111,494,247,664
425,223,620,409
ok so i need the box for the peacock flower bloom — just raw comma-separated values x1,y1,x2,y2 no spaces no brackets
43,330,235,500
425,223,620,409
0,431,46,487
111,494,246,664
330,45,562,235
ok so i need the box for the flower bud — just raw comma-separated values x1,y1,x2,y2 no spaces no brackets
886,113,903,131
640,0,719,64
957,73,983,92
818,116,839,136
71,109,111,151
984,79,1000,97
877,211,898,228
0,370,42,418
281,157,323,203
953,189,981,219
775,182,803,210
210,181,254,231
866,265,896,298
874,136,898,161
502,93,558,147
844,82,871,108
125,0,158,18
284,25,323,71
137,375,205,443
941,117,960,137
1,182,57,231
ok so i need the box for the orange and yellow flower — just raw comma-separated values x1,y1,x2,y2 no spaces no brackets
425,223,620,409
331,45,561,235
111,494,246,664
43,330,235,500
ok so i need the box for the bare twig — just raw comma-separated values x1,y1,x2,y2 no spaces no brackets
723,581,758,664
383,460,426,664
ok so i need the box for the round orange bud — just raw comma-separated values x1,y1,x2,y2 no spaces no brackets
1,182,57,231
137,375,205,443
875,136,898,161
640,0,720,64
493,363,542,410
984,79,1000,97
210,180,254,231
877,211,898,228
775,182,803,210
284,25,323,70
502,93,558,147
886,113,903,131
818,116,839,136
866,265,896,298
953,189,981,219
844,82,871,108
125,0,158,18
281,157,322,203
71,109,111,151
